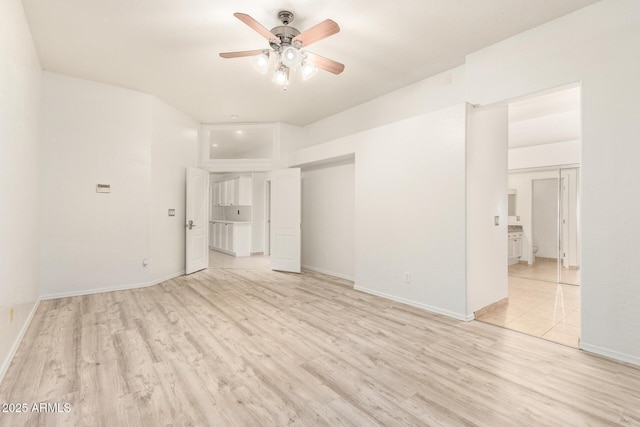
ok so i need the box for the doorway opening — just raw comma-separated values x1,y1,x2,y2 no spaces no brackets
207,172,271,271
207,169,302,273
477,85,582,348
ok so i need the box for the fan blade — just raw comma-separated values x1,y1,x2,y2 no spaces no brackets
234,13,280,44
220,49,267,59
293,19,340,47
305,52,345,75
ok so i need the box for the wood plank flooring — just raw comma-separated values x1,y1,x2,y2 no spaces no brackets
1,267,639,426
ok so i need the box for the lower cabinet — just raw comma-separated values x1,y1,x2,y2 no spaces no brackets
209,221,251,257
508,232,522,265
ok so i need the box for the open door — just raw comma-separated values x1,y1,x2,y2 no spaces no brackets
186,167,209,274
270,168,301,273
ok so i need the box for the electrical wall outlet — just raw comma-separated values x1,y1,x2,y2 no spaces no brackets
403,272,411,284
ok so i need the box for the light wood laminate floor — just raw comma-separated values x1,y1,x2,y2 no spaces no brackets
1,268,639,426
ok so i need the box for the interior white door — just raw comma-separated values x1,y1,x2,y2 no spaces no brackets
186,167,209,274
270,168,301,273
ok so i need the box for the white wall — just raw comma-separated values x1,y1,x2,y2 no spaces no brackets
40,73,153,297
150,99,199,282
292,105,468,318
301,159,355,280
303,67,466,147
466,105,509,314
508,140,580,170
40,73,199,298
354,105,468,319
466,0,640,364
0,0,42,382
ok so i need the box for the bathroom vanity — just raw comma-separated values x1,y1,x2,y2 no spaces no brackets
508,226,523,265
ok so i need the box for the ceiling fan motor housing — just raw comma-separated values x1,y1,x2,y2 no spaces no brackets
270,10,301,50
270,26,301,49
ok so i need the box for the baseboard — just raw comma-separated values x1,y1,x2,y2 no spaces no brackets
0,298,41,385
302,265,354,281
353,285,473,321
580,341,640,367
40,271,185,300
474,297,509,318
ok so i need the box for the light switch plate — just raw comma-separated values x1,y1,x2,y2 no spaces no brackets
96,184,111,193
168,209,175,216
494,216,500,226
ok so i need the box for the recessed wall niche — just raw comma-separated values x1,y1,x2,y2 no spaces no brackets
200,123,280,172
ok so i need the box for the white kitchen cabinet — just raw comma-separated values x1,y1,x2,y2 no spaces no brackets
212,181,222,207
224,179,235,206
209,221,251,257
226,223,234,252
212,176,252,207
215,222,223,248
209,175,253,256
235,176,252,206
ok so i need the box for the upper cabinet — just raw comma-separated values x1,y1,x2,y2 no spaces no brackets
200,123,281,172
212,176,252,207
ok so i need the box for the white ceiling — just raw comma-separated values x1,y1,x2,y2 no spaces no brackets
508,87,581,148
22,0,599,126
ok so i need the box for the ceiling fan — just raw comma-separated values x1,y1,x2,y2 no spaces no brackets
219,11,345,88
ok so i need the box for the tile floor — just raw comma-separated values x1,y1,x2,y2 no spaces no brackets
476,275,581,347
508,257,580,285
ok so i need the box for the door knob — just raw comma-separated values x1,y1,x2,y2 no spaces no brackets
186,220,196,230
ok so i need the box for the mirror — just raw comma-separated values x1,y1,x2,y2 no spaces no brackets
508,190,517,216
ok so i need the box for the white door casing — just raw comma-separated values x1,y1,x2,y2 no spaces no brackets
561,174,569,269
186,167,209,274
270,168,301,273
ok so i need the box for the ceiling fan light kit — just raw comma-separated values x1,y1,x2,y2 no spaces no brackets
220,10,344,90
250,51,270,74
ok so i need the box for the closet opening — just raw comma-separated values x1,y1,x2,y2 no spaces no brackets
477,85,582,348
